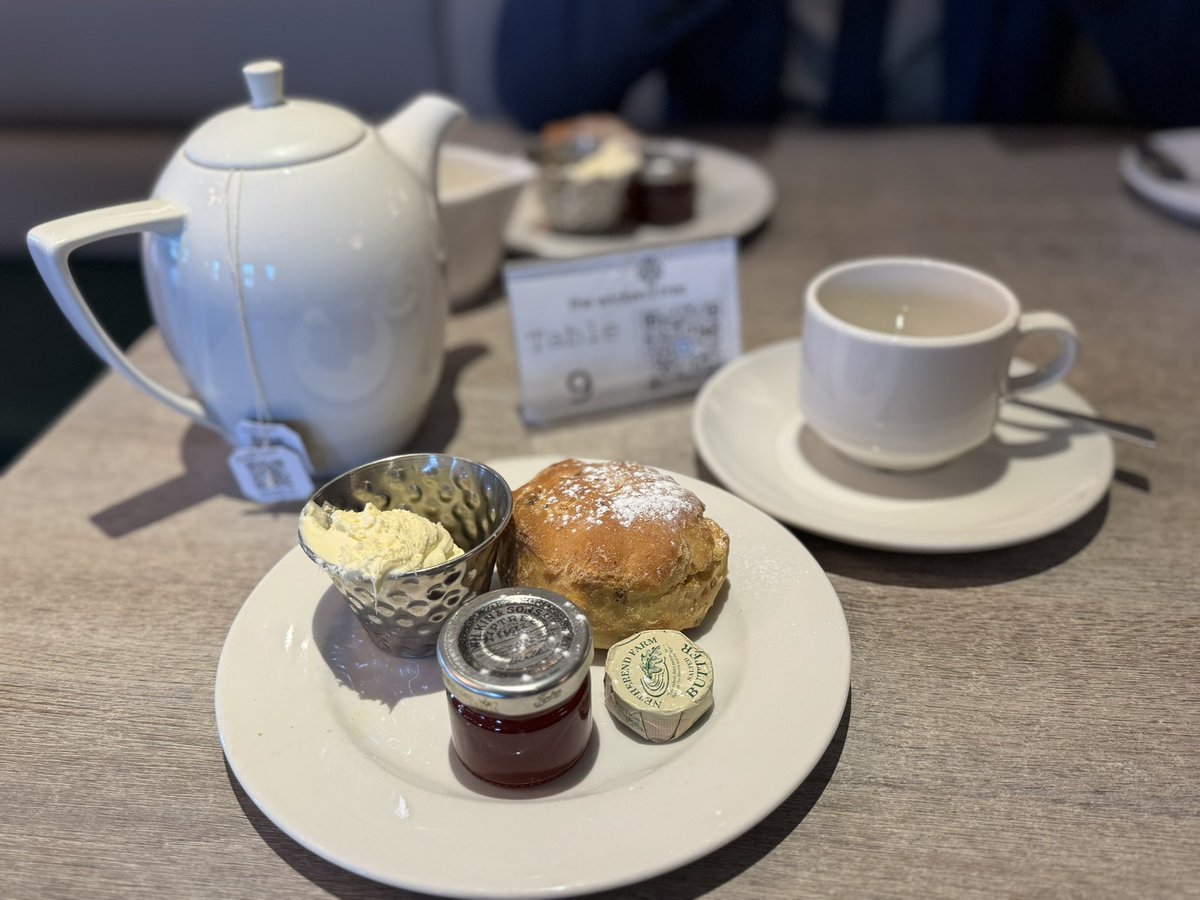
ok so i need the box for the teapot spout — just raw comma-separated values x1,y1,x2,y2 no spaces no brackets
378,94,466,191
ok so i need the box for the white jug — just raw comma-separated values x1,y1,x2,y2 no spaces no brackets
28,60,464,477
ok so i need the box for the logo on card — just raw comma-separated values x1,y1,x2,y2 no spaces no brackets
636,255,663,287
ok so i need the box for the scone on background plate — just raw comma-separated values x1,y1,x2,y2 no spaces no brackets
497,459,730,649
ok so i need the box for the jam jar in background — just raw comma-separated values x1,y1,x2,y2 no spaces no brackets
436,588,594,788
630,140,697,226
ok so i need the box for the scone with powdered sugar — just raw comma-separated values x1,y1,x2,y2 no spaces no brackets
497,459,729,649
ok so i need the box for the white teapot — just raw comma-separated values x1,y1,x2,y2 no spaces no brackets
28,60,464,477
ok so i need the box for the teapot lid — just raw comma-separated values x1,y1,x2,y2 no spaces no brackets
184,61,365,169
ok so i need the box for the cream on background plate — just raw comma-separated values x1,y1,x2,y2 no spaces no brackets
504,143,776,258
215,455,850,898
693,340,1115,553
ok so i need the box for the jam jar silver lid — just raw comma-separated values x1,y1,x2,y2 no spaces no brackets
436,588,593,717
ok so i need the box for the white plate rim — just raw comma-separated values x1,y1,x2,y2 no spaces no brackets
692,340,1116,553
215,455,851,897
1118,129,1200,225
504,142,776,258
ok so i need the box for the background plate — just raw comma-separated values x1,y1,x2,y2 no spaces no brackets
1119,129,1200,225
504,143,776,258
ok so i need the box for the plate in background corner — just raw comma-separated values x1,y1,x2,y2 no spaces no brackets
1119,130,1200,225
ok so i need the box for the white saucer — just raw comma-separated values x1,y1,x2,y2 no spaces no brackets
692,340,1115,553
504,142,776,258
215,455,850,897
1119,129,1200,225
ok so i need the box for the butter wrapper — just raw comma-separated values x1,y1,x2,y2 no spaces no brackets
603,630,714,742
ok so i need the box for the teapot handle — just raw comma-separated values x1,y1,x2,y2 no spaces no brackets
27,199,221,432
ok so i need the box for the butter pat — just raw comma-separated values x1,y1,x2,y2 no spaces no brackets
604,630,714,743
299,501,464,579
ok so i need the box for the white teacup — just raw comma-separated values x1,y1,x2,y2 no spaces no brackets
800,257,1078,471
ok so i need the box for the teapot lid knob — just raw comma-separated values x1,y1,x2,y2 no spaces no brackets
184,58,364,168
243,60,285,109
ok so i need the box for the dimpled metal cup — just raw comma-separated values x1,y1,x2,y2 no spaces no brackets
298,454,513,657
534,136,640,233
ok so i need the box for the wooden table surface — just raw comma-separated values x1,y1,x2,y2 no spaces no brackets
2,126,1197,899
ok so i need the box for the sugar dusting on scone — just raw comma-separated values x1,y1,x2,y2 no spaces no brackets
497,459,730,649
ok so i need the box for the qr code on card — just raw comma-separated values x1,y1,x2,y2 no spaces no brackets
642,302,723,389
245,456,296,493
228,444,313,503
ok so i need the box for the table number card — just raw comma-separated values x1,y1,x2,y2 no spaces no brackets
504,238,742,424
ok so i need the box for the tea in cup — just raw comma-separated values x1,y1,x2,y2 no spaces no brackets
800,257,1078,470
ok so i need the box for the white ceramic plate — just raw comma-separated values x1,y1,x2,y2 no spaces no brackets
1119,129,1200,225
693,340,1115,553
215,455,850,898
504,143,776,258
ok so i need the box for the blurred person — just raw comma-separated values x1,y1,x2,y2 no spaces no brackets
495,0,1200,129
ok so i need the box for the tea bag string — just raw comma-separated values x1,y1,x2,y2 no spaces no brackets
225,167,273,444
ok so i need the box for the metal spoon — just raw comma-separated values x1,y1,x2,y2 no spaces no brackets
1004,396,1158,449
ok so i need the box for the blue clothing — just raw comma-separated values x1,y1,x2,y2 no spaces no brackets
495,0,1200,128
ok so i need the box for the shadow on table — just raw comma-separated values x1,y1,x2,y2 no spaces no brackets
224,689,854,899
694,456,1142,589
799,497,1105,588
89,342,487,537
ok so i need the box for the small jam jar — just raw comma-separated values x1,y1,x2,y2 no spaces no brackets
436,588,594,788
631,140,696,226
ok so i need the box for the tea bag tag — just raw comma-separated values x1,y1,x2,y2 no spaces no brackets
228,445,314,503
232,419,315,472
227,419,315,503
